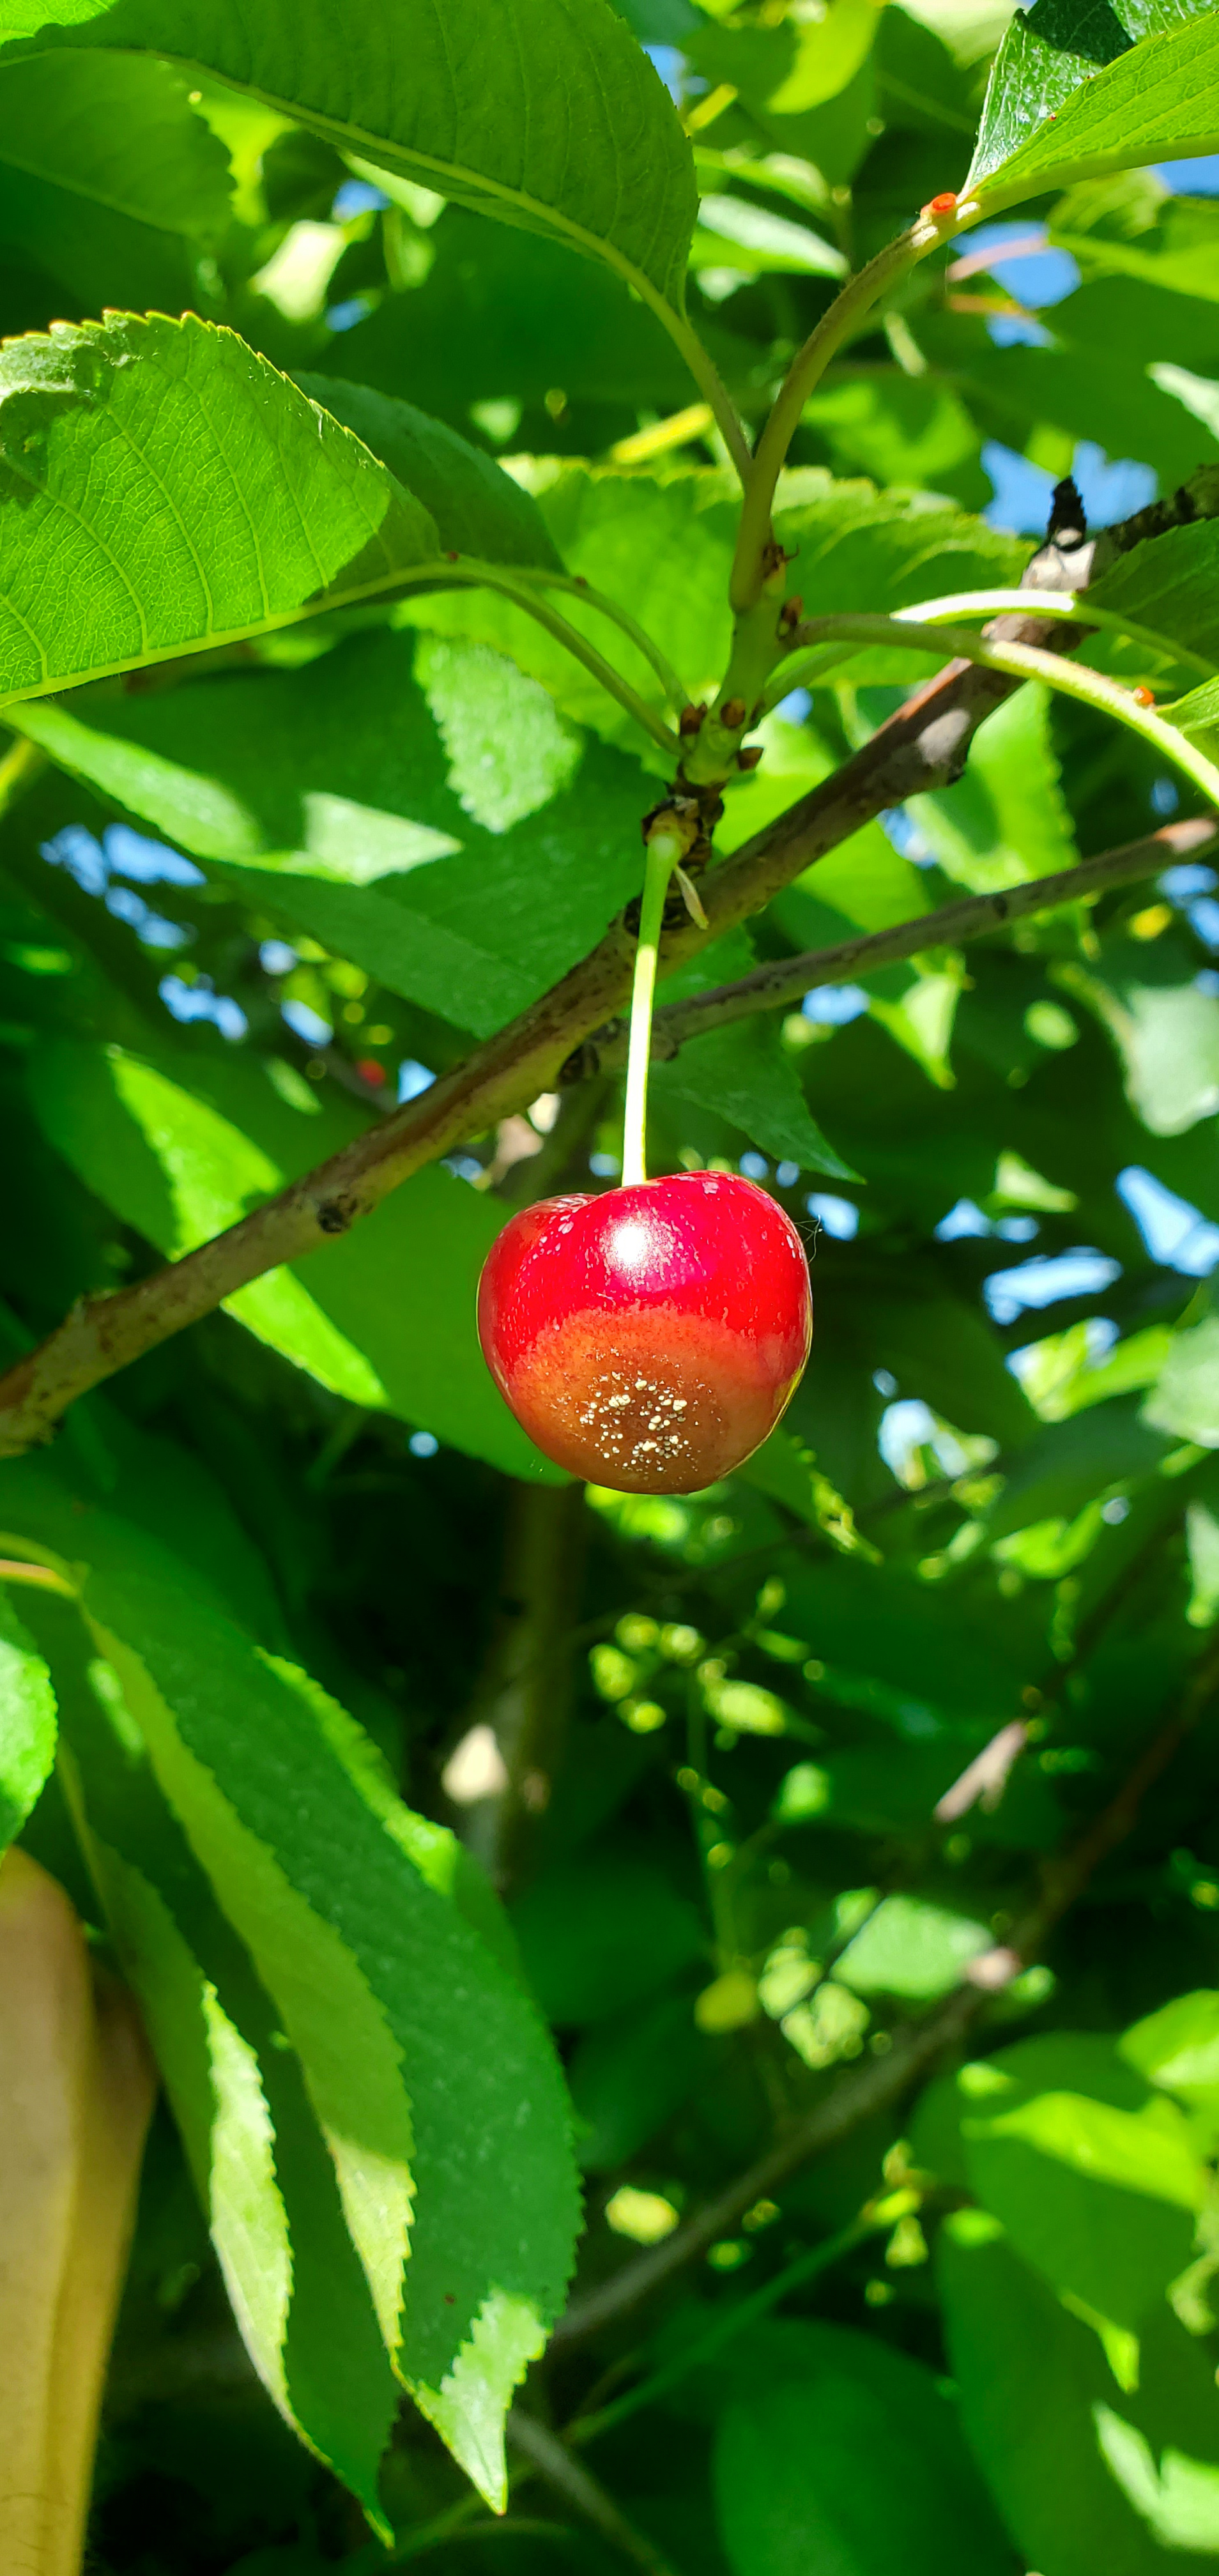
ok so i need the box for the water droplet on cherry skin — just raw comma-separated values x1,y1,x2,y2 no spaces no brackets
477,1172,813,1492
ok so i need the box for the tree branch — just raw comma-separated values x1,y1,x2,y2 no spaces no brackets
553,1644,1219,2345
1,475,1213,1457
450,1480,587,1896
552,1989,981,2343
572,818,1218,1075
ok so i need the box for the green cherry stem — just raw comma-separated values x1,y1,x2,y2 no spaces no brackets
620,827,683,1188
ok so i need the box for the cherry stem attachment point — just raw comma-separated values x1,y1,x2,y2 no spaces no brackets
621,829,682,1188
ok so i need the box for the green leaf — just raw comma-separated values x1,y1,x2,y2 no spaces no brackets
779,1538,1039,1735
408,462,737,753
725,721,927,915
655,1015,859,1179
1123,1989,1219,2117
686,10,881,167
939,2225,1219,2573
611,0,698,38
773,473,1029,628
0,1580,56,1853
864,962,963,1091
1051,172,1219,305
0,0,697,312
295,376,563,570
648,923,858,1176
910,683,1080,896
25,1037,563,1481
0,1416,290,1653
737,1427,878,1560
692,191,846,279
1088,520,1219,675
714,2318,1014,2576
1164,671,1219,737
967,1,1219,208
834,1893,992,2000
1142,1305,1219,1447
0,50,231,235
874,1,979,141
0,312,441,708
1012,1321,1174,1423
820,1268,1037,1452
954,332,1219,498
12,630,648,1038
983,1400,1174,1542
802,372,986,509
82,1745,398,2517
0,52,232,312
1058,958,1219,1137
567,1989,711,2172
416,632,583,832
510,1850,706,2026
1186,1488,1219,1625
947,2033,1206,2357
326,209,738,424
7,1542,399,2527
65,1519,579,2504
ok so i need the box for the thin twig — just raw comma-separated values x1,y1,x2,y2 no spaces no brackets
552,1993,979,2343
506,2412,683,2576
574,818,1216,1075
569,2213,878,2448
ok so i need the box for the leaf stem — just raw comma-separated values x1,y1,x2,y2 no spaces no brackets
728,206,963,612
0,1554,77,1598
0,733,47,814
621,828,682,1187
786,613,1219,808
762,586,1216,707
889,587,1217,675
659,310,754,486
405,561,682,755
511,569,689,712
0,569,677,753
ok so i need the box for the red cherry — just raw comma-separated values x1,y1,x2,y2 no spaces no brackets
478,1172,813,1492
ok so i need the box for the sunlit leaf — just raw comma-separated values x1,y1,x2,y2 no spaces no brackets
0,0,696,309
0,1581,56,1855
0,314,439,707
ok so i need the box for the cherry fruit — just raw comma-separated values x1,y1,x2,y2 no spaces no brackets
478,1172,812,1492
